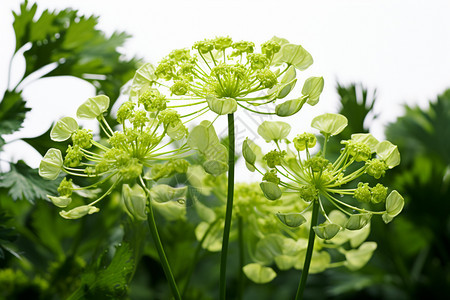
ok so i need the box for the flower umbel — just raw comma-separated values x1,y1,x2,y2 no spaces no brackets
39,95,190,219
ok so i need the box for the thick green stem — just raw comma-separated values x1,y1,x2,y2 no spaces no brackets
295,199,319,300
146,200,181,300
219,113,235,300
237,215,245,300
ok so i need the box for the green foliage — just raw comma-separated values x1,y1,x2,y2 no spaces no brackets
0,91,30,137
0,161,60,203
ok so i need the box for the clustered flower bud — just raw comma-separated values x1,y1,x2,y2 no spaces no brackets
263,150,286,168
293,133,316,151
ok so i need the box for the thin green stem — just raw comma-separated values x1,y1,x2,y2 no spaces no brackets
295,198,319,300
140,177,181,300
219,113,235,300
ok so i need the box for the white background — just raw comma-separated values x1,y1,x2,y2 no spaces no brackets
1,0,450,180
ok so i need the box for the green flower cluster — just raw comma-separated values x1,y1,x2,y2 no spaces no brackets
39,94,191,219
243,113,405,241
148,36,324,116
187,166,376,283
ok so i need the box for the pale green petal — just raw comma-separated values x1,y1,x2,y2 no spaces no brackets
345,242,377,270
166,121,187,140
194,200,216,223
242,138,256,165
243,263,276,284
275,97,307,117
257,121,291,142
382,190,404,223
206,95,237,115
311,113,348,136
187,124,209,152
313,223,341,240
274,255,297,270
76,95,110,119
280,44,313,71
150,184,187,203
39,148,63,180
328,210,348,227
60,205,99,219
276,212,306,227
345,213,372,230
203,159,228,176
122,184,147,221
351,133,380,153
50,117,78,142
260,181,282,200
48,195,72,208
195,221,223,252
271,36,290,66
376,141,401,168
302,76,324,106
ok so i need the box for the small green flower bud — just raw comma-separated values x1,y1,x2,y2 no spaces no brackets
108,132,127,148
371,183,388,204
131,110,149,128
170,80,190,96
298,185,318,202
261,40,281,57
120,158,143,181
305,156,329,172
122,184,147,221
354,182,371,203
232,41,255,54
263,150,286,168
158,109,181,126
72,129,93,149
193,39,214,54
262,170,280,184
293,133,316,151
213,36,233,51
138,89,167,112
58,177,73,197
365,158,388,179
117,101,135,124
64,145,83,167
155,59,175,80
60,205,99,219
341,140,372,162
256,69,277,88
247,53,269,70
169,48,191,62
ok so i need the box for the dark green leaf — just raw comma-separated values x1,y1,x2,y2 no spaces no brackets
0,90,30,136
0,161,60,203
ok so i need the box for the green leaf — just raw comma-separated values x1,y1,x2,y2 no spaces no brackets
76,95,110,119
376,141,401,168
313,223,341,240
345,213,372,230
260,182,282,200
276,212,307,227
187,124,209,152
206,95,237,115
0,91,30,136
382,190,404,224
50,117,78,142
0,161,61,203
275,97,307,117
257,121,291,142
311,113,348,137
195,221,223,252
345,242,377,271
39,148,63,180
280,43,314,71
302,76,324,105
68,243,135,299
243,263,276,284
203,159,228,176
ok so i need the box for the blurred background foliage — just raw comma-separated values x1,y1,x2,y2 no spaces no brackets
1,1,449,299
